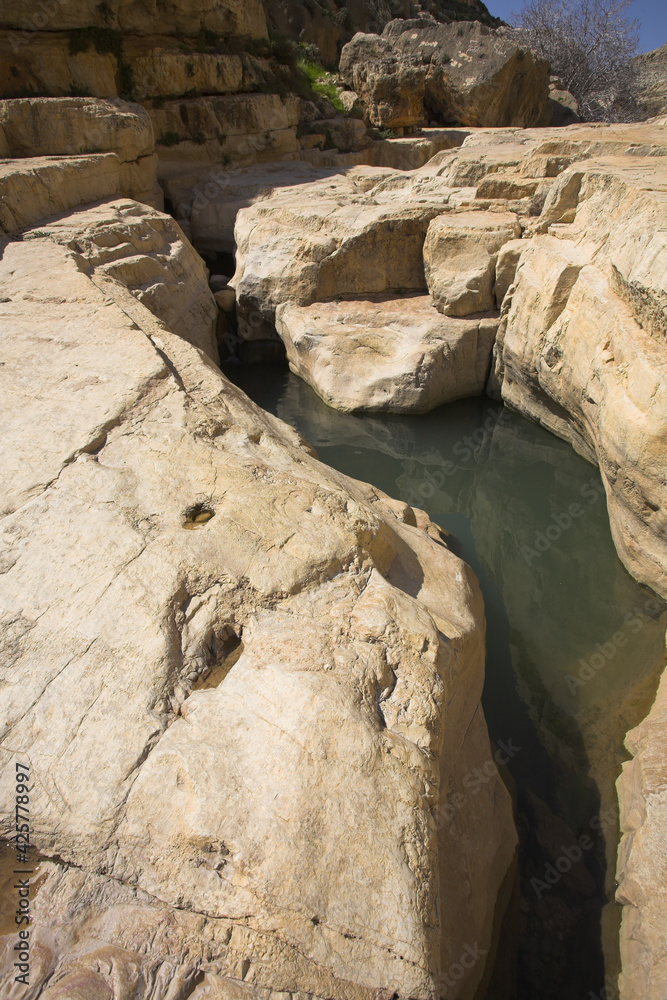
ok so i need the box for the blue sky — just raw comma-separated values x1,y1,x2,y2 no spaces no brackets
489,0,667,52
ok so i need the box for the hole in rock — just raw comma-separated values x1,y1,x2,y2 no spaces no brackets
182,503,215,530
195,632,244,690
200,249,235,277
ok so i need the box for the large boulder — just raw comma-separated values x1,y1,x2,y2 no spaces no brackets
276,294,498,412
232,192,445,339
386,19,550,126
424,210,521,316
341,19,551,129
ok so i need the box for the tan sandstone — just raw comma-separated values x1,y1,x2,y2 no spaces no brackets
423,210,521,316
276,294,498,412
0,97,162,210
0,182,515,1000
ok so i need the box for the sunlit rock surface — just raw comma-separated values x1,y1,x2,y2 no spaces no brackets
0,176,515,997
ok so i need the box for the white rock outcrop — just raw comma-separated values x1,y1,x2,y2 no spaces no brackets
0,183,515,999
423,210,521,316
277,294,498,412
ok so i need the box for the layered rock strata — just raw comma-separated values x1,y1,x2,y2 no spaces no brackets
0,96,162,214
633,43,667,120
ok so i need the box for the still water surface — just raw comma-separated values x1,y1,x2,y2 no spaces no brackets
228,363,667,1000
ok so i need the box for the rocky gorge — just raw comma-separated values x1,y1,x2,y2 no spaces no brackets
0,2,666,999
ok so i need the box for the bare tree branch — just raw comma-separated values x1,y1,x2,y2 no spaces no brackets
510,0,641,121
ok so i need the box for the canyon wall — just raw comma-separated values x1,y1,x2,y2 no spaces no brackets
0,13,666,993
212,117,667,997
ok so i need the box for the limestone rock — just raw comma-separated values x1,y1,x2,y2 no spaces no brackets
339,90,364,116
0,154,120,232
633,43,667,120
149,94,300,174
340,32,427,129
424,210,521,316
0,97,161,208
381,19,550,127
0,97,153,161
494,237,525,306
276,294,498,412
617,668,667,1000
0,219,515,999
0,32,118,99
546,78,580,127
0,0,268,38
493,195,667,601
125,41,244,101
339,32,395,83
230,172,446,338
39,198,219,362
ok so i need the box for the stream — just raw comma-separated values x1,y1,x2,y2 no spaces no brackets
226,361,667,1000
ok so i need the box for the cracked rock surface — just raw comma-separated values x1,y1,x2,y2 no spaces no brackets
0,199,515,999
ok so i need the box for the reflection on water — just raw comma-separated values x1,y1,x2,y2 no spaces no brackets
228,363,667,1000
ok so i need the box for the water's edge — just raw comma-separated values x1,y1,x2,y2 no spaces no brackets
227,363,667,1000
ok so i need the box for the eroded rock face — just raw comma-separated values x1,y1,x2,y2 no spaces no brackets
0,0,268,38
492,150,667,603
633,43,667,120
0,188,515,999
0,96,152,160
424,210,521,316
386,19,550,127
0,154,121,231
617,669,667,1000
348,50,427,129
0,97,162,212
340,19,550,129
276,294,498,412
